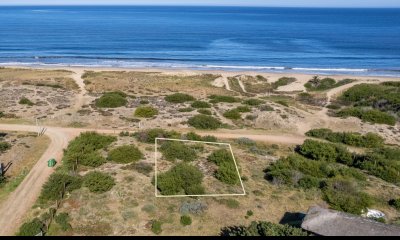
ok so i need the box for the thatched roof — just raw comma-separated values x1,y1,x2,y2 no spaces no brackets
301,206,400,236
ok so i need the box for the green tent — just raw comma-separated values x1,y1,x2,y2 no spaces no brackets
47,158,57,167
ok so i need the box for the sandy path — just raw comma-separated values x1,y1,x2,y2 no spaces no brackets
0,125,76,236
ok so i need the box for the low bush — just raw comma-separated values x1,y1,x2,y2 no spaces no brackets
135,128,181,143
259,105,274,111
235,106,252,113
139,100,149,105
297,139,353,164
157,163,204,195
208,149,240,185
108,145,143,164
209,95,238,103
134,106,158,118
305,128,384,148
337,107,396,126
178,107,194,112
180,215,192,226
305,77,354,91
55,212,72,231
188,115,222,130
40,173,82,202
19,97,34,106
221,221,308,236
0,141,11,152
83,171,115,193
165,93,195,103
191,101,211,108
151,220,162,235
17,218,45,236
160,141,197,162
198,109,212,115
223,109,241,120
272,77,297,89
95,91,127,108
185,132,217,142
243,98,265,106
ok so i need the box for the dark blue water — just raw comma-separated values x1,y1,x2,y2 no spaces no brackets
0,6,400,76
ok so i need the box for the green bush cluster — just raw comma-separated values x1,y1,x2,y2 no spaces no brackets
221,221,308,236
0,141,11,152
208,149,240,185
305,128,384,148
223,109,241,120
134,106,158,118
157,163,204,195
108,145,143,164
242,98,265,106
191,101,211,108
235,106,252,113
160,141,197,162
55,212,72,231
305,77,354,91
62,132,116,169
134,128,181,144
17,218,45,236
165,93,195,103
337,107,396,126
178,107,194,112
151,220,162,235
95,91,127,108
208,95,238,103
19,97,34,106
185,132,217,142
188,114,222,130
40,173,82,202
337,83,400,124
298,139,353,164
83,171,115,193
272,77,297,89
180,215,192,226
198,109,212,115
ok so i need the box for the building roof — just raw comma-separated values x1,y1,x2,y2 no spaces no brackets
301,206,400,236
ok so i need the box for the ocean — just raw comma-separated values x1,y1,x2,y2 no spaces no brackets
0,6,399,76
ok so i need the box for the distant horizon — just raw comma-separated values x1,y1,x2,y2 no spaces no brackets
1,4,400,8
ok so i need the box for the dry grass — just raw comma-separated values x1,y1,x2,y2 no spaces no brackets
0,68,78,91
82,71,230,97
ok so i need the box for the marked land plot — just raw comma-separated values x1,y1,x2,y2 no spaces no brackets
155,138,246,197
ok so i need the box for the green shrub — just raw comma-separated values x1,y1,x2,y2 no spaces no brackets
337,107,396,126
209,95,238,103
0,141,11,152
165,93,195,103
276,100,289,107
179,107,195,112
135,128,181,143
62,132,116,169
305,77,354,91
0,111,4,118
305,128,384,148
55,212,72,231
40,173,82,202
151,220,162,235
108,145,143,164
272,77,297,89
188,115,222,130
323,178,374,215
389,199,400,210
83,171,115,193
221,199,240,209
221,221,308,236
134,106,158,118
243,98,264,106
202,135,218,142
19,97,34,106
157,163,204,195
208,149,240,185
198,109,212,115
17,218,45,236
191,101,211,108
185,132,217,142
235,106,252,113
180,215,192,226
95,91,127,108
160,141,197,162
223,109,241,120
139,100,150,104
298,139,353,164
